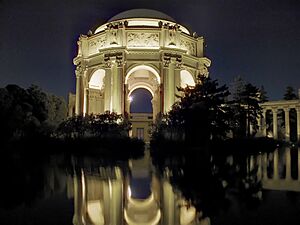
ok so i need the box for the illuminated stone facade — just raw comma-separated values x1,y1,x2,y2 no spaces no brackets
259,99,300,141
73,9,210,125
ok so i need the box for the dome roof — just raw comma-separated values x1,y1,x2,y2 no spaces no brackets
108,9,176,22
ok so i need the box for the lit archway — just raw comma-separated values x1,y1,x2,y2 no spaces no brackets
89,69,106,90
125,65,160,84
180,70,195,88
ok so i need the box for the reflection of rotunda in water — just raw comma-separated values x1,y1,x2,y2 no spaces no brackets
68,149,203,225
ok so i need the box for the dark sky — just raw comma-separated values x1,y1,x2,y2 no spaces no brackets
0,0,299,101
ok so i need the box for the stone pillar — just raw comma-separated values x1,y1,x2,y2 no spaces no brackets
102,181,111,224
263,153,268,179
272,109,278,139
169,62,175,108
257,154,262,180
285,147,291,180
163,61,170,113
73,171,86,225
174,66,181,101
296,108,300,141
116,63,123,114
83,88,89,116
262,109,267,137
75,72,83,115
273,149,279,180
163,180,175,224
104,67,112,112
284,108,290,142
298,148,300,181
110,179,123,225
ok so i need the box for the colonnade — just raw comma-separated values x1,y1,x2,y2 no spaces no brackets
259,100,300,141
248,147,300,192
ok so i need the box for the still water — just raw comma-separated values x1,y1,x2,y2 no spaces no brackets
0,146,300,225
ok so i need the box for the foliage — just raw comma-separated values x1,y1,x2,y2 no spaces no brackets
154,76,231,145
259,85,268,103
231,78,263,137
283,86,298,100
0,84,67,142
57,111,131,139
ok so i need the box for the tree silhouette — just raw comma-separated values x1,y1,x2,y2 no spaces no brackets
283,86,298,100
167,76,231,145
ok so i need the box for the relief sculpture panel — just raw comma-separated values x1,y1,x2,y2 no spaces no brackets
127,32,159,48
180,39,196,56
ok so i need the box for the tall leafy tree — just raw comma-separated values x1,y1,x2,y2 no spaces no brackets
167,76,231,145
259,85,268,103
231,79,262,137
283,86,298,100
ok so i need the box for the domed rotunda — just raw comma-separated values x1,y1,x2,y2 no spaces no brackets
72,9,211,140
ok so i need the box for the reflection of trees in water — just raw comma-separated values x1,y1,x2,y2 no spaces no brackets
151,144,264,219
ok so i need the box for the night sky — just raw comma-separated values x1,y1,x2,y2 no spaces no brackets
0,0,299,101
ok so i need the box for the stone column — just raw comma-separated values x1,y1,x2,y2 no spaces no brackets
72,170,86,225
174,65,181,101
263,153,268,180
115,62,123,114
284,108,290,142
104,66,112,112
75,71,83,115
83,88,89,116
262,109,267,137
298,148,300,181
296,108,300,141
169,62,175,108
273,149,279,180
102,180,111,224
257,154,262,180
272,108,278,139
285,147,291,180
163,60,170,113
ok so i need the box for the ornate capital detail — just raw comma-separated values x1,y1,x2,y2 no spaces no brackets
75,64,84,77
163,53,182,68
104,52,124,68
163,58,171,68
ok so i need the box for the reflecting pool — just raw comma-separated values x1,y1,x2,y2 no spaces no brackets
0,146,300,225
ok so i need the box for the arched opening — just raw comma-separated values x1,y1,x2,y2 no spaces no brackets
89,69,105,90
180,70,195,88
129,88,153,141
125,65,160,142
129,88,153,113
88,69,106,114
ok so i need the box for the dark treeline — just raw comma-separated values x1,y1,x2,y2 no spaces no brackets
0,84,67,142
0,84,144,157
151,75,270,147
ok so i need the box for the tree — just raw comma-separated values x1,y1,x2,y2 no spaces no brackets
259,85,268,103
0,84,68,141
166,76,231,145
283,86,298,100
231,79,263,137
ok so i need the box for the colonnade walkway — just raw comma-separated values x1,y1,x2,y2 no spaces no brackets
259,99,300,141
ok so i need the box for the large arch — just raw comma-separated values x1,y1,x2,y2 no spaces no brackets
125,65,161,84
87,69,106,115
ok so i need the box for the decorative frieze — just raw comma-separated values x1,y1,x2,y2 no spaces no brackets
180,39,196,55
89,36,106,55
127,32,159,48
